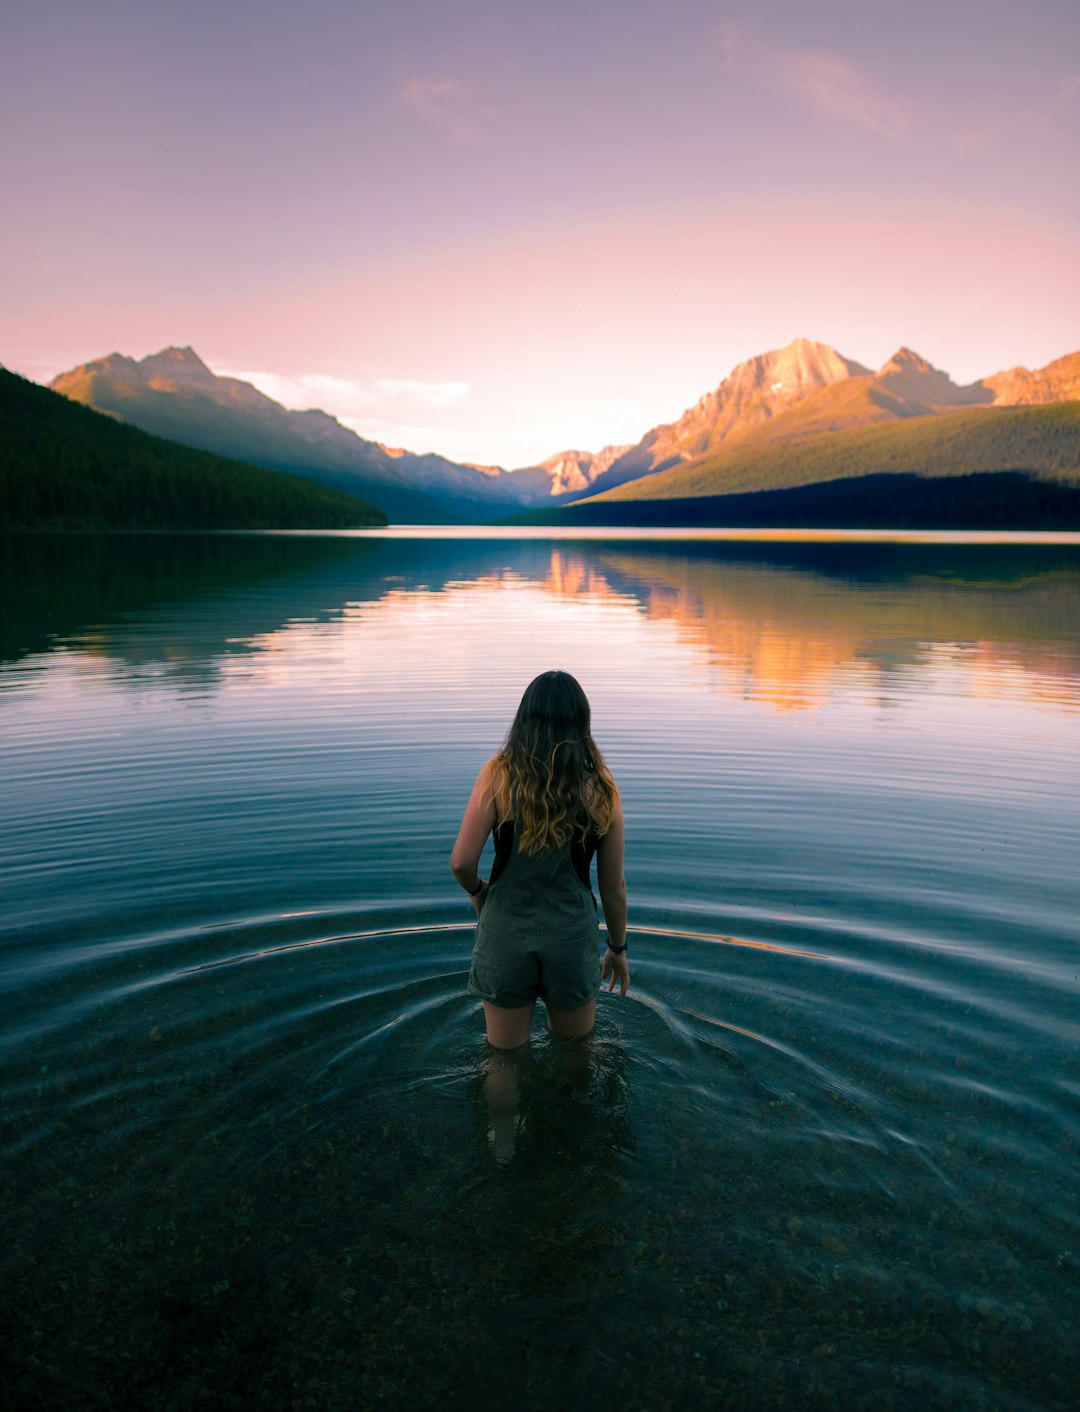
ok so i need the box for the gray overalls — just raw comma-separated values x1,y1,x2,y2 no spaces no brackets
467,819,601,1011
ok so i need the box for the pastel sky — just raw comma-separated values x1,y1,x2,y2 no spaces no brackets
3,0,1078,466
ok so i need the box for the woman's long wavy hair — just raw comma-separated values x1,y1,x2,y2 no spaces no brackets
489,670,618,853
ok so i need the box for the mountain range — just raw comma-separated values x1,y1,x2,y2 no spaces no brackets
50,347,627,522
47,338,1080,525
576,340,1080,504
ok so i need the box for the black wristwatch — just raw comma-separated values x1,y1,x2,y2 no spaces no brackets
606,940,628,954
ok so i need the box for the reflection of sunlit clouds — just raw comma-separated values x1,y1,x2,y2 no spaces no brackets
966,641,1080,712
221,573,665,706
4,633,231,709
885,638,1080,712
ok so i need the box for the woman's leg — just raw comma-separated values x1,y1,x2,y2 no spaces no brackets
545,997,597,1040
482,999,535,1050
482,1005,534,1164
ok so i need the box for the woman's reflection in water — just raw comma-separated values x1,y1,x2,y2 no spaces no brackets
484,1029,600,1166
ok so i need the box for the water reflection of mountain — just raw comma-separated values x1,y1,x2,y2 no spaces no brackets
3,533,1078,708
583,543,1080,711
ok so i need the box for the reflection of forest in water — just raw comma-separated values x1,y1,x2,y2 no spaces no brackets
3,533,1079,710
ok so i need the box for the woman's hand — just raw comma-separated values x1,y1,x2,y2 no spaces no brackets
470,880,489,918
601,946,630,997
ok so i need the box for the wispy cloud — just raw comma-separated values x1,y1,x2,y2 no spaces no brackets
219,368,472,422
718,24,908,139
374,377,470,407
400,76,492,143
771,48,907,137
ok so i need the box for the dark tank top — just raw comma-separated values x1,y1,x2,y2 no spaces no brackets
478,816,601,944
488,818,600,893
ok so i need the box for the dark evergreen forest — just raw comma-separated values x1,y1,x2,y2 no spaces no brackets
517,471,1080,529
0,370,387,529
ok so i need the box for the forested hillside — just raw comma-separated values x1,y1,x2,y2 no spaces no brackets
588,402,1080,504
517,471,1080,529
0,370,387,529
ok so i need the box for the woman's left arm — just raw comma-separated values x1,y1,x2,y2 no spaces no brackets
450,764,498,915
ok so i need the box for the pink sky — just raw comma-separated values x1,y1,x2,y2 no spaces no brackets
2,0,1078,466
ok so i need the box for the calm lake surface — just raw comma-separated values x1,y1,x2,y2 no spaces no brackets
1,530,1078,1411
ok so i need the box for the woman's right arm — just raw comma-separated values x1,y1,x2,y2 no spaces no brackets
596,800,629,996
450,761,498,916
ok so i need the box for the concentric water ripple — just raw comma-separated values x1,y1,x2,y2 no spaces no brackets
2,532,1079,1411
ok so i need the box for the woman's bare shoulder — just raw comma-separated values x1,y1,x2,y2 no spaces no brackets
583,772,621,833
481,756,512,824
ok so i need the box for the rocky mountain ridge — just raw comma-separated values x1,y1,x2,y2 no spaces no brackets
982,351,1080,407
538,444,635,496
47,340,1080,522
584,341,1079,501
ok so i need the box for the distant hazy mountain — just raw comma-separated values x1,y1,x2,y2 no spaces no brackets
50,347,550,523
535,444,634,496
0,368,386,531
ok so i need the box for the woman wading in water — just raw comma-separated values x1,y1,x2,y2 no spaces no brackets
451,671,628,1156
451,669,629,1042
451,670,628,1153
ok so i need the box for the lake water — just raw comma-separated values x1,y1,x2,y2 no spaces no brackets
1,530,1078,1411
